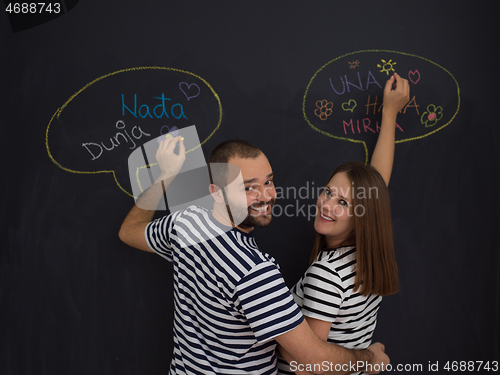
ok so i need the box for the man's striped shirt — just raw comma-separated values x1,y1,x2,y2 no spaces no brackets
145,205,304,375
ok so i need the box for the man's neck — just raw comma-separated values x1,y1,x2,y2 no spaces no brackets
211,206,254,233
235,224,254,234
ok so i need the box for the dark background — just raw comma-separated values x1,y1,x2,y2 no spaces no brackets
1,1,499,374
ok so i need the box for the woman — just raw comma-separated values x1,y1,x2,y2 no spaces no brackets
277,73,409,375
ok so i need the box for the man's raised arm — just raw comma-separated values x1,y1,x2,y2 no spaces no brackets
118,136,185,252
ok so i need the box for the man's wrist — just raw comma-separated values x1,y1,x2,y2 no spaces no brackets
154,171,178,187
154,173,168,185
353,348,373,371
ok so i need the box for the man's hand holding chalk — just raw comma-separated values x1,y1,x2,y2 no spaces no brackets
155,135,186,184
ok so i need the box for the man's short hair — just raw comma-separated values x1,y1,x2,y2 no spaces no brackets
208,140,262,164
207,140,262,187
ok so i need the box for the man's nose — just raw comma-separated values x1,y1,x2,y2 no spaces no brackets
260,186,275,202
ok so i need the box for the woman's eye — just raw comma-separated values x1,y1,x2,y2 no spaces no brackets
324,189,332,198
339,199,348,207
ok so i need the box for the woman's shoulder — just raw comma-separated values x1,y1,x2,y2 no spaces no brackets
309,246,356,279
319,246,356,263
303,254,352,295
307,246,354,274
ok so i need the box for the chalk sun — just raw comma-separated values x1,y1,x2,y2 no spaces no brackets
377,59,397,75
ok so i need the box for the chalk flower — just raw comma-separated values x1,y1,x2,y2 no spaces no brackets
421,104,443,127
314,100,333,121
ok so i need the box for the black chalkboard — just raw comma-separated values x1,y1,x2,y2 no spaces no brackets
1,1,499,374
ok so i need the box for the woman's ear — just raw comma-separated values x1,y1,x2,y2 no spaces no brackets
209,184,225,203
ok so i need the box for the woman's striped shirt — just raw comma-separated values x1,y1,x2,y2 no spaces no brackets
277,246,382,375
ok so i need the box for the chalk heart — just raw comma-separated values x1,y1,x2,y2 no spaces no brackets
408,70,421,84
341,99,357,112
179,82,201,101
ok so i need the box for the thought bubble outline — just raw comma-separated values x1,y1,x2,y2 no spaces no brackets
45,66,222,197
302,50,461,163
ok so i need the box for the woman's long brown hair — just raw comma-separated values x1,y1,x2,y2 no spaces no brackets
310,162,398,296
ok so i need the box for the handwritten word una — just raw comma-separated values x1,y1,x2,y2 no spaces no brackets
329,71,382,95
122,94,188,119
82,120,150,160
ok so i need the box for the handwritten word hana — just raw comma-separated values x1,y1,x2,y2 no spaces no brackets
82,120,150,160
365,95,420,115
122,93,187,119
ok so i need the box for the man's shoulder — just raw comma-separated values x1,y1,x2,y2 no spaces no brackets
172,206,280,271
180,204,210,217
167,205,213,229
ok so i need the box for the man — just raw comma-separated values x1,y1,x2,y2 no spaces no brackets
119,136,389,375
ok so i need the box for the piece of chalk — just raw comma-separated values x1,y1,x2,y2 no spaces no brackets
165,134,172,139
180,137,184,140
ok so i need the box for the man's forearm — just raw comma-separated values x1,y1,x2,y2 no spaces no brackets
118,175,172,251
143,171,175,206
318,344,373,375
283,340,374,375
124,171,179,220
119,135,186,251
276,320,387,375
126,178,167,223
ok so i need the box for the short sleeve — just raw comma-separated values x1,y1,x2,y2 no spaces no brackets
144,213,176,262
235,262,304,343
301,262,344,322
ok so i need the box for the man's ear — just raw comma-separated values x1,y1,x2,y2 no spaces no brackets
209,184,225,203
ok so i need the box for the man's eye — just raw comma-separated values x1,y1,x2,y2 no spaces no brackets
245,186,253,191
265,180,273,185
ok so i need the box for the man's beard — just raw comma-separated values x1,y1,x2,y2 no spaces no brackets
227,199,276,229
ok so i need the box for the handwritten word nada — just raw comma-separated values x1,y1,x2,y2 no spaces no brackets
122,93,187,119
